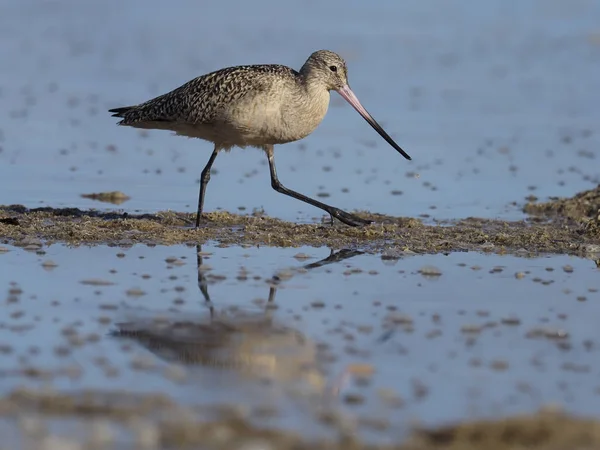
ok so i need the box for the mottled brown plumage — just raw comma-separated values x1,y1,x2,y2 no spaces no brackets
109,50,411,227
111,65,300,127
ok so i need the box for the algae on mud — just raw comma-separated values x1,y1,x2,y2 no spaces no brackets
525,184,600,236
2,388,600,450
1,195,600,255
80,191,131,205
2,189,600,449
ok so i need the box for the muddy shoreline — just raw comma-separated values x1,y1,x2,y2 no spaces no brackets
2,187,600,449
1,185,600,256
2,389,600,450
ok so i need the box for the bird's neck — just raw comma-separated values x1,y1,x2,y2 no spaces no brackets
267,67,330,142
297,66,329,105
299,60,329,86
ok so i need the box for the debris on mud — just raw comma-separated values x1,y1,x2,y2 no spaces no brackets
81,191,131,205
407,408,600,450
525,184,600,235
0,200,599,255
1,389,600,450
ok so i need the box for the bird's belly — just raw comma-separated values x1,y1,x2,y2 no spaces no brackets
170,120,300,148
223,92,329,146
170,89,330,148
224,105,304,146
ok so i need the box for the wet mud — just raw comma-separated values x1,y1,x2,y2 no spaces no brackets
1,0,599,447
1,192,599,256
2,390,600,450
1,189,600,448
525,184,600,236
80,191,131,205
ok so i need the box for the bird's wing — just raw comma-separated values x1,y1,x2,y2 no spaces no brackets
110,65,298,126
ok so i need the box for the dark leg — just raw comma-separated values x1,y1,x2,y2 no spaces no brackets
196,146,220,228
196,245,214,317
265,146,371,227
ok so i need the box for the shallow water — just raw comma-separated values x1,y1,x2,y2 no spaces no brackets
1,0,600,447
1,242,600,444
0,0,599,223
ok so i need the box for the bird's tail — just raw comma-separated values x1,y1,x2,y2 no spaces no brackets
108,106,135,118
109,95,174,126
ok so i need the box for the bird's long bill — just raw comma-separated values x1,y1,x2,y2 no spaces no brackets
337,85,411,160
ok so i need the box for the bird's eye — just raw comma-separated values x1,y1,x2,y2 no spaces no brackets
329,65,337,72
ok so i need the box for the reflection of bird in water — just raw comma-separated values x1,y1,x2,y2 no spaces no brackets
115,308,324,390
113,246,363,393
196,245,364,315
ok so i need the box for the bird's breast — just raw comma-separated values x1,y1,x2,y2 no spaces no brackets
281,87,330,142
222,83,330,146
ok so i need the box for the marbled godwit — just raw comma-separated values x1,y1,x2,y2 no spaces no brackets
109,50,411,227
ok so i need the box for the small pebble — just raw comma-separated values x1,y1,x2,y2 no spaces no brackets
41,260,58,269
293,253,311,261
501,316,521,325
490,360,509,371
80,279,114,286
343,393,365,405
126,288,146,297
418,265,442,277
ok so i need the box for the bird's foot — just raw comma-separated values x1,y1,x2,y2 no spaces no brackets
194,212,207,229
330,209,372,227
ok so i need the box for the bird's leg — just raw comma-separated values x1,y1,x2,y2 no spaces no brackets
196,245,215,317
196,146,220,228
196,246,211,302
265,146,371,227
